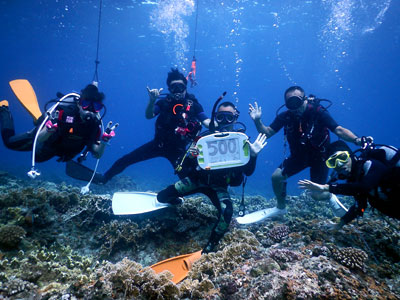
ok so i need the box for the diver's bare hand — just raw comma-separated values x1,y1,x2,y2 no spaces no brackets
249,133,267,157
249,102,262,121
298,179,329,192
147,87,163,102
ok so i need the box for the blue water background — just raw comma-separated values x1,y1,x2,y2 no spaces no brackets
0,0,399,198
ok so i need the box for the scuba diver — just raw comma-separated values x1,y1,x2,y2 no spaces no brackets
0,82,115,171
249,86,365,219
157,100,267,253
94,68,211,184
299,139,400,229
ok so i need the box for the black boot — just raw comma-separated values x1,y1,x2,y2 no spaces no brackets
157,185,183,205
93,173,107,185
202,217,230,254
0,104,16,145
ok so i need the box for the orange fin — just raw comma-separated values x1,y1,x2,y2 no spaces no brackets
150,250,202,284
9,79,42,121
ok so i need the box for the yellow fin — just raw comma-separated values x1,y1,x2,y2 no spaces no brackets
0,100,9,107
9,79,42,121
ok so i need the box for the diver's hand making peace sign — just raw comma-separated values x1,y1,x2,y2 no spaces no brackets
249,102,262,121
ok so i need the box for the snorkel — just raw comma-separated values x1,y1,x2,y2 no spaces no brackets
209,91,227,133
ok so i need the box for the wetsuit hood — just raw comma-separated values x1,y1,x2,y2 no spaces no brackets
80,84,105,102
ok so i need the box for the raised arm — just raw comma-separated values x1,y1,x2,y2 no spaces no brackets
145,87,163,119
249,102,276,138
91,121,118,159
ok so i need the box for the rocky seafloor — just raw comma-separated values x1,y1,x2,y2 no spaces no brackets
0,170,399,299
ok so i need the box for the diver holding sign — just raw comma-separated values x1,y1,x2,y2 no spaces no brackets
157,100,267,253
196,131,250,170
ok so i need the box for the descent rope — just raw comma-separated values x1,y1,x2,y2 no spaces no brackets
93,0,103,83
187,0,199,87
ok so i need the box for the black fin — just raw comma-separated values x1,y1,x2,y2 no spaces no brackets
66,160,104,184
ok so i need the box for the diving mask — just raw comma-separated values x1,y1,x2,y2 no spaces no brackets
79,99,104,112
326,151,350,169
168,82,187,101
285,95,305,110
169,82,186,94
215,111,237,124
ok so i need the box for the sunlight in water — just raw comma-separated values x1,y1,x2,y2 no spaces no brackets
320,0,391,89
270,11,296,85
150,0,195,70
360,0,391,34
228,0,244,105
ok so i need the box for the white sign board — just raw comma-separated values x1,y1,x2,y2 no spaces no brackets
196,132,250,170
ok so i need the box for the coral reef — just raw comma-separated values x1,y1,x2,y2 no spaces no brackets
0,244,98,298
0,277,37,298
0,225,26,249
77,258,180,299
0,170,399,299
88,174,137,195
267,225,290,242
96,219,162,258
268,248,301,263
188,229,260,280
331,247,368,270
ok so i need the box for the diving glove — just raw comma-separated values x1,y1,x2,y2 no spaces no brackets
45,120,58,132
102,121,119,143
45,110,59,132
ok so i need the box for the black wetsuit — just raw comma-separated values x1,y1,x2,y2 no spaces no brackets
157,131,257,253
103,94,207,182
0,100,101,162
270,103,339,184
329,156,400,223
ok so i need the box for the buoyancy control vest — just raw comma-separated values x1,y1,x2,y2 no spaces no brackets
283,102,330,153
45,99,101,161
155,94,201,145
355,145,400,219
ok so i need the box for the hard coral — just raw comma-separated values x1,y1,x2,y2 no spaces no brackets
186,278,217,299
331,247,368,270
188,229,260,280
176,196,218,225
0,225,26,249
249,258,281,277
0,276,37,298
85,258,180,299
268,225,290,243
269,248,301,263
49,191,79,213
97,220,142,257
